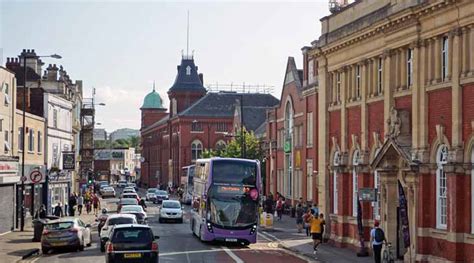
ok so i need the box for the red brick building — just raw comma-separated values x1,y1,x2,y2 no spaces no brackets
265,0,474,261
140,55,278,189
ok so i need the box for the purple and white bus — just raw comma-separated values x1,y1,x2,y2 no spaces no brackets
190,158,261,245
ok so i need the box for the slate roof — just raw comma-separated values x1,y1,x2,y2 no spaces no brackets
179,92,278,119
254,121,267,138
242,107,269,132
168,57,206,93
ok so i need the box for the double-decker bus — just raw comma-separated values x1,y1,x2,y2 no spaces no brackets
180,165,195,205
190,158,261,245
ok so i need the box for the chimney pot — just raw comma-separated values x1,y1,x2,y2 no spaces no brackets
23,49,26,52
32,49,35,53
6,58,9,63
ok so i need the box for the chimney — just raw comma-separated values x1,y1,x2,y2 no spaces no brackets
199,73,204,85
46,64,59,81
20,49,42,75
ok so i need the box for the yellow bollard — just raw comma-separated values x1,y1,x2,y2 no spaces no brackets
266,213,273,228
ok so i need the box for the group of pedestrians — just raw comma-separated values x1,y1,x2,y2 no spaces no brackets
49,190,101,218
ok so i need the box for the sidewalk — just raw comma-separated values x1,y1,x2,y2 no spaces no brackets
259,214,372,263
0,202,104,263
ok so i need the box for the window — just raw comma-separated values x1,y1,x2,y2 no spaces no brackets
285,102,293,140
308,59,314,84
0,119,3,131
37,131,42,153
186,65,191,76
53,109,58,128
216,123,227,132
4,83,10,105
377,57,383,95
191,121,202,132
436,145,448,229
285,153,292,197
442,36,449,81
307,112,313,147
306,159,313,201
18,127,24,151
215,140,226,151
407,49,413,87
4,130,9,153
333,151,340,214
352,150,360,217
336,72,341,103
28,128,34,152
356,65,361,99
191,140,203,161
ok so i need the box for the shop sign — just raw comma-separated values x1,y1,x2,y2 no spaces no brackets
359,188,376,201
63,152,75,170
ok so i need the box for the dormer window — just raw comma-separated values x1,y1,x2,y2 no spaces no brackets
186,66,191,75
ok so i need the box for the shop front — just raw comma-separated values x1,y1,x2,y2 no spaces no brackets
47,170,71,215
0,157,20,234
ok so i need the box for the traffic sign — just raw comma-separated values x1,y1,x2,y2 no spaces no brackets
21,176,27,182
29,170,43,184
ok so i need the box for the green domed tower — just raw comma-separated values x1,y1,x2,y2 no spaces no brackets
140,83,167,128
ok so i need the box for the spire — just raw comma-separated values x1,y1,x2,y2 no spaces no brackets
153,80,156,92
187,10,190,57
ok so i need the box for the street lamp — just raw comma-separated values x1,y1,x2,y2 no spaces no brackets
20,52,61,231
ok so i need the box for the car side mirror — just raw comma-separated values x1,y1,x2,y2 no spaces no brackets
154,235,160,240
85,224,91,228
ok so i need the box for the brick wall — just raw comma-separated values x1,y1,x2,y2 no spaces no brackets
347,106,361,150
462,84,474,142
329,110,341,148
428,88,452,145
368,101,384,148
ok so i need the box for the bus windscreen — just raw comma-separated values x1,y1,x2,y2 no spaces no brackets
212,160,256,186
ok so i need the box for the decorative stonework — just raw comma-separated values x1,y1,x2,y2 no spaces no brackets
386,107,401,139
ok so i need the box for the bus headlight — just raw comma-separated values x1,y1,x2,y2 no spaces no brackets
250,224,257,235
207,222,214,233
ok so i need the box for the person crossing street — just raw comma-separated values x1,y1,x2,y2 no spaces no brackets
306,209,323,253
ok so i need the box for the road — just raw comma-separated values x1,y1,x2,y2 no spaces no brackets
32,189,310,263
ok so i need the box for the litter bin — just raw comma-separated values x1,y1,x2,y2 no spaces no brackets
32,219,47,242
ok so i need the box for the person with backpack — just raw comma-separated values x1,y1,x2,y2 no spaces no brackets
295,203,304,233
276,197,283,221
370,220,385,263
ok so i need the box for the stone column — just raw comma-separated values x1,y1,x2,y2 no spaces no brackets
412,41,421,149
341,68,348,152
372,58,378,97
419,40,428,149
361,61,369,151
394,49,400,91
451,28,462,147
318,56,330,216
470,26,474,76
461,27,469,76
383,50,393,136
379,170,398,249
332,72,337,105
434,37,441,83
426,39,433,84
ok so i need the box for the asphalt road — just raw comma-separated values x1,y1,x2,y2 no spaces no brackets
32,189,309,263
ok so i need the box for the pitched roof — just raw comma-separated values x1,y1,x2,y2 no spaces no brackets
168,57,206,93
178,92,279,119
242,107,269,132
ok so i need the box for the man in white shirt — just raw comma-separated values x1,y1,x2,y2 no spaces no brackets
77,194,84,215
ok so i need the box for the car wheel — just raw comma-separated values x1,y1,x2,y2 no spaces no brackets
42,246,49,255
159,218,163,223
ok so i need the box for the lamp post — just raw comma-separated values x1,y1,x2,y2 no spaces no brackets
20,52,61,232
240,94,245,159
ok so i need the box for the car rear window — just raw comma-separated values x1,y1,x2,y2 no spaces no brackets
112,228,153,243
157,191,167,195
123,194,136,198
108,218,135,226
121,199,138,205
163,202,180,208
46,222,74,230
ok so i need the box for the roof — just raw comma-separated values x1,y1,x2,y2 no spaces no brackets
108,213,137,219
168,57,206,93
179,92,278,119
242,106,269,132
141,87,165,109
254,121,267,138
112,224,151,230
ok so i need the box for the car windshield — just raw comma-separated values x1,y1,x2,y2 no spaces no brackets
108,217,135,226
112,228,153,243
208,185,258,228
104,187,114,191
147,188,158,193
46,222,74,230
121,206,143,213
162,202,180,209
156,191,167,196
121,199,138,205
212,160,257,186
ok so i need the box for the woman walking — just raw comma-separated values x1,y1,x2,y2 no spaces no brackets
296,203,304,233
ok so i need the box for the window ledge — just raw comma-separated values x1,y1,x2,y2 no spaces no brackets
27,151,34,154
190,131,204,134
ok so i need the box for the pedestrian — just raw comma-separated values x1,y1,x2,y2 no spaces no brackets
92,194,100,215
264,194,274,214
53,202,64,217
319,213,326,243
370,220,385,263
276,197,283,221
303,209,312,237
306,209,323,254
35,204,47,219
77,194,84,215
68,193,77,216
296,203,304,233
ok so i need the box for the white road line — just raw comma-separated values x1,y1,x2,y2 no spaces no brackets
0,231,11,236
222,246,244,263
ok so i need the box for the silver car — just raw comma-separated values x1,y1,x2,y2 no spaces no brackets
41,218,92,254
101,186,116,198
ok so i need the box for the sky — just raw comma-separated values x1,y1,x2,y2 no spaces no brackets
1,0,330,132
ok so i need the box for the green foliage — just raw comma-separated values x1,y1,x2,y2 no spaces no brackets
204,128,264,162
95,136,140,153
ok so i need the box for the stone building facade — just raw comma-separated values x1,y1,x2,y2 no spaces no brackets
265,0,474,261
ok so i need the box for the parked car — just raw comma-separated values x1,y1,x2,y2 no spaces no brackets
153,190,169,204
100,187,116,198
146,188,158,202
159,200,183,223
123,187,136,194
121,193,140,202
118,180,127,188
117,198,139,213
41,218,92,254
120,205,147,224
105,224,159,263
99,214,137,252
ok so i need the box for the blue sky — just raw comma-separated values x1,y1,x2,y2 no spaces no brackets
1,0,329,132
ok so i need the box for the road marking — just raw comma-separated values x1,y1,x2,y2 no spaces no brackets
0,231,11,236
222,246,244,263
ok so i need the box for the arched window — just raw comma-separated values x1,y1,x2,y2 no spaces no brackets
436,144,448,229
352,150,360,217
333,151,340,214
373,147,381,220
284,101,293,198
191,140,203,161
215,140,226,152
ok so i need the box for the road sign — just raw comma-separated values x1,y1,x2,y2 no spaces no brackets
29,170,43,184
21,176,27,182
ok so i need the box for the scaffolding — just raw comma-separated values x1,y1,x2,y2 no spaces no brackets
206,82,274,94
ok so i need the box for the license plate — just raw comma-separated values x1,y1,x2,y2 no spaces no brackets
124,253,142,258
225,238,238,242
52,242,68,247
